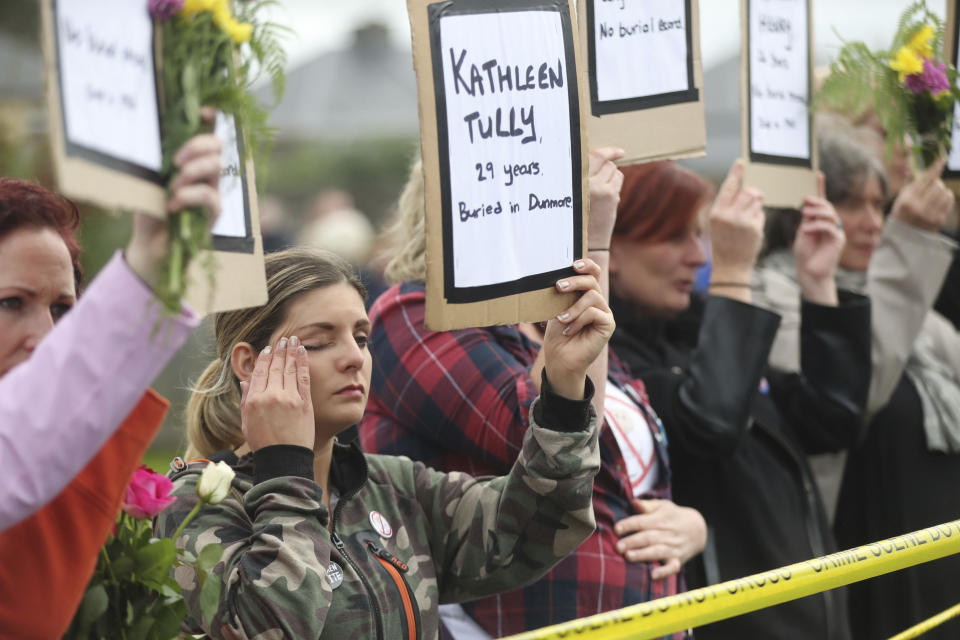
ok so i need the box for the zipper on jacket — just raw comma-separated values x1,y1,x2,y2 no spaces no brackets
367,541,421,640
331,530,385,640
330,471,384,640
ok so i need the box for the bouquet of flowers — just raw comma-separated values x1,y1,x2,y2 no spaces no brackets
149,0,286,311
65,462,236,640
818,1,960,168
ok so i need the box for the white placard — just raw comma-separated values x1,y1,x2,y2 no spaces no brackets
593,0,690,102
212,113,248,239
55,0,162,172
950,102,960,171
748,0,810,160
440,11,575,289
949,31,960,172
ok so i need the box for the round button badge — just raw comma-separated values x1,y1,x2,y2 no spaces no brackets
369,510,393,538
327,562,344,590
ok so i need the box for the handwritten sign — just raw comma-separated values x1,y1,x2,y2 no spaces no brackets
947,1,960,175
54,0,162,178
210,113,254,253
432,4,583,303
588,0,696,113
747,0,811,164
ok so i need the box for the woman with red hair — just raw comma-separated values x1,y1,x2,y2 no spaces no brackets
0,130,221,637
608,160,870,639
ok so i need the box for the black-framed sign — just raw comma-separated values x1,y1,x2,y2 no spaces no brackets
586,0,698,116
746,0,812,167
426,0,584,308
41,0,267,312
44,0,168,215
576,0,705,165
211,113,255,254
739,0,817,208
944,0,960,180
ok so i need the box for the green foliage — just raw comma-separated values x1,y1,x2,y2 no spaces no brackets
65,487,223,639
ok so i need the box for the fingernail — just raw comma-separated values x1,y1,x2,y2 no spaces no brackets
289,336,299,348
574,260,585,269
557,312,570,321
558,280,570,289
298,345,306,355
263,346,272,355
278,338,288,350
616,542,624,552
562,326,570,336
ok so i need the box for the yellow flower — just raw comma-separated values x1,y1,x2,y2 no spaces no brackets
180,0,214,17
908,24,935,59
212,2,232,31
889,45,924,82
225,19,253,44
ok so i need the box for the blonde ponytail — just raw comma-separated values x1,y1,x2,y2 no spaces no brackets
184,357,243,459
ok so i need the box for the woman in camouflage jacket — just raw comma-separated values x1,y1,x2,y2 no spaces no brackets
156,248,612,639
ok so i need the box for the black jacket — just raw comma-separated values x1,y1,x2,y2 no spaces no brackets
610,293,871,640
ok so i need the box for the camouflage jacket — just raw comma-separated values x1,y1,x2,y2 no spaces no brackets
157,386,600,640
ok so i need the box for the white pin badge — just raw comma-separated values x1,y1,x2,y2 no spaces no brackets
327,562,344,590
369,510,393,538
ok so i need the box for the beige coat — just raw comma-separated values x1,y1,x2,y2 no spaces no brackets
755,217,957,417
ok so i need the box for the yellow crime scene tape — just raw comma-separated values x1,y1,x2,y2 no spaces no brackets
501,520,960,640
888,602,960,640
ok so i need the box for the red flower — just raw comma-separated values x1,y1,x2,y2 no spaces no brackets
122,466,176,519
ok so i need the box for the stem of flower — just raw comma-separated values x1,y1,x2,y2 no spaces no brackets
171,500,204,544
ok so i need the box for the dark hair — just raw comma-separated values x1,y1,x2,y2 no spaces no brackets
0,178,83,292
760,207,803,258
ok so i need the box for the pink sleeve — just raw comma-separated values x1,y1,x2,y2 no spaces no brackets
0,252,199,530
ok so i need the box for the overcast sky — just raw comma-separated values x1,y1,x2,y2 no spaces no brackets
269,0,949,71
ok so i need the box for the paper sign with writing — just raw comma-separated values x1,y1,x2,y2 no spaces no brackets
41,0,266,313
437,9,580,298
55,0,162,179
747,0,810,164
739,0,817,207
579,0,705,164
588,0,697,113
411,0,588,330
41,0,166,216
211,112,255,253
945,0,960,178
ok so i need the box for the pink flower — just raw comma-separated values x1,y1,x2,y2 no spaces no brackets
122,466,176,519
148,0,184,21
905,58,952,95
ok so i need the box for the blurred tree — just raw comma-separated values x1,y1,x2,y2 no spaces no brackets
266,136,417,226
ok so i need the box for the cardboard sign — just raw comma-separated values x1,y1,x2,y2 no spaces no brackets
740,0,817,207
185,115,267,314
944,0,960,186
409,0,588,331
580,0,706,164
40,0,266,314
42,0,167,216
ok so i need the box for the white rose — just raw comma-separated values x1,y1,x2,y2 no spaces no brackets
196,461,235,504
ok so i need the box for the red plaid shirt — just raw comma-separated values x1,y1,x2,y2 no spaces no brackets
360,282,685,638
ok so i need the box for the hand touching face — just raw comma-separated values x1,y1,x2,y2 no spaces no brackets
235,282,372,450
